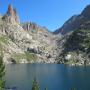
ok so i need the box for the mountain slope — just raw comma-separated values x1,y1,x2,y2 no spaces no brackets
57,28,90,65
0,4,58,64
54,5,90,35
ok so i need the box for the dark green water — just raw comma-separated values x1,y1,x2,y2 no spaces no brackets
5,64,90,90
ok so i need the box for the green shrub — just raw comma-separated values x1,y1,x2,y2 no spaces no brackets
0,56,5,90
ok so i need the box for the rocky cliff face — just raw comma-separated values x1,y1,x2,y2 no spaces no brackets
54,5,90,35
22,22,58,63
0,5,58,64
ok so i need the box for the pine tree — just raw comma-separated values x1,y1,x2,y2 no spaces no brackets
31,78,40,90
0,56,5,90
45,87,48,90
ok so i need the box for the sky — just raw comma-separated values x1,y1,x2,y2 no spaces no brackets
0,0,90,31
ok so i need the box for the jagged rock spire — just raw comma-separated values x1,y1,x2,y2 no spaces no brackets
7,4,14,16
2,4,20,24
13,8,19,23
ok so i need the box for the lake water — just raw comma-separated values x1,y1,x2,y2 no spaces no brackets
5,64,90,90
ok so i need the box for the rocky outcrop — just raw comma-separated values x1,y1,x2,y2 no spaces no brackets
2,4,19,24
22,22,38,31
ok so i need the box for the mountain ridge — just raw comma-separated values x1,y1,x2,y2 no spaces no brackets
54,4,90,35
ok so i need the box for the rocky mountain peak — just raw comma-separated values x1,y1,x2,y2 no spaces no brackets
2,4,19,24
54,4,90,35
7,4,13,16
81,4,90,17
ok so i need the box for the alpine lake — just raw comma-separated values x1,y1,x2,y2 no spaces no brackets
5,64,90,90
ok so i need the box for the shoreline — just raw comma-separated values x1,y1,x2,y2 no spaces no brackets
4,62,90,67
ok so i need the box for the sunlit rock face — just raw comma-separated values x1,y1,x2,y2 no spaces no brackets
0,4,59,64
22,22,38,31
2,4,20,24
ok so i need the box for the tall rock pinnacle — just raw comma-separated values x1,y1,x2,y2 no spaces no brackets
13,8,19,23
7,4,14,16
2,4,20,24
